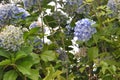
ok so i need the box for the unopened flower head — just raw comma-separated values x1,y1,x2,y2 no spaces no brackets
74,18,96,41
0,4,30,27
0,25,24,51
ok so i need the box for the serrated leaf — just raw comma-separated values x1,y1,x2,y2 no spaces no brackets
40,50,57,62
0,59,11,66
3,70,18,80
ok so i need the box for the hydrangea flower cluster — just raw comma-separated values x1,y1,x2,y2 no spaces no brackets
74,18,96,41
0,25,24,51
0,4,30,27
65,0,85,15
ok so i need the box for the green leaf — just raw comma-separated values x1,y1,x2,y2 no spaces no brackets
27,69,39,80
40,50,57,62
100,61,108,74
68,73,75,80
21,46,33,54
30,53,40,64
79,66,86,73
43,16,57,28
0,49,10,58
23,27,40,40
88,47,98,60
3,70,18,80
109,65,116,74
15,51,27,61
0,59,11,66
43,66,62,80
16,56,34,75
17,65,31,75
0,67,4,80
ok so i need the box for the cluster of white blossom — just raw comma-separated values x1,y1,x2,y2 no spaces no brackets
0,25,24,51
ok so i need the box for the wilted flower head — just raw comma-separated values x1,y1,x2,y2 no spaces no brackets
65,0,89,16
107,0,120,16
0,4,30,27
74,18,96,41
0,25,24,51
56,49,68,61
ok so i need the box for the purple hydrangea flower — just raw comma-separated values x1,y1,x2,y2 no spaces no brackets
74,18,96,41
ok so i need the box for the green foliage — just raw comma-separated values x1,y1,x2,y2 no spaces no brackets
0,0,120,80
40,50,58,62
3,70,18,80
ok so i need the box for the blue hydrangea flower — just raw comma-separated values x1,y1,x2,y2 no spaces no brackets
0,4,30,27
17,7,30,19
74,18,96,41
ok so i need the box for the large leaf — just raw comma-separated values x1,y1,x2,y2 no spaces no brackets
3,70,18,80
43,16,57,28
88,47,98,60
17,65,31,75
16,56,34,75
40,50,57,62
15,51,27,61
30,53,40,64
27,69,39,80
0,49,10,58
20,45,33,54
0,59,11,66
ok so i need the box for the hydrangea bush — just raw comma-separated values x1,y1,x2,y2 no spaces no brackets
0,0,120,80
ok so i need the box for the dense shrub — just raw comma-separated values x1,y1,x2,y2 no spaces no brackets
0,0,120,80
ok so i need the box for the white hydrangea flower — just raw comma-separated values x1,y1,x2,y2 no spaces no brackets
0,25,24,51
